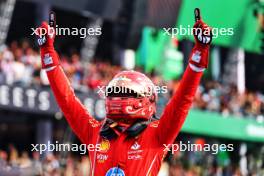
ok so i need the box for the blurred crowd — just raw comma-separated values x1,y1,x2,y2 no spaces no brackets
0,40,121,88
193,81,264,120
0,40,264,121
1,142,263,176
0,145,90,176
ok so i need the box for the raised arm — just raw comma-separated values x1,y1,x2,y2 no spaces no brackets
37,22,100,144
155,18,212,145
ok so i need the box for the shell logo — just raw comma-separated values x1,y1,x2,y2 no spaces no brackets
99,139,110,152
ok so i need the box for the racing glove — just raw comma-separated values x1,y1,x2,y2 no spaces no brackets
37,22,59,71
189,20,212,72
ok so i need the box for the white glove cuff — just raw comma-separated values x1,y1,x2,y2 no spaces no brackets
189,63,205,72
44,66,57,72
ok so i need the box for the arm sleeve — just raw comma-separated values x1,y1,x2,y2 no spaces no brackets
46,66,101,144
155,65,203,146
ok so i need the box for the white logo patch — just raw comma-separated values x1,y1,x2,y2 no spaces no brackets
191,51,201,63
44,54,53,65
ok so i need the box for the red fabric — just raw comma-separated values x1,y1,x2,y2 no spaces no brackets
189,45,209,69
190,20,211,68
38,22,59,69
46,61,203,176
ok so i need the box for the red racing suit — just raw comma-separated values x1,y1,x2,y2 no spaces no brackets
39,20,211,176
46,60,203,176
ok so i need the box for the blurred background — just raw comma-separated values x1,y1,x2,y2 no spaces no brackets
0,0,264,175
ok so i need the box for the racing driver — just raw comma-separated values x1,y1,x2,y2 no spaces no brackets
37,10,212,176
